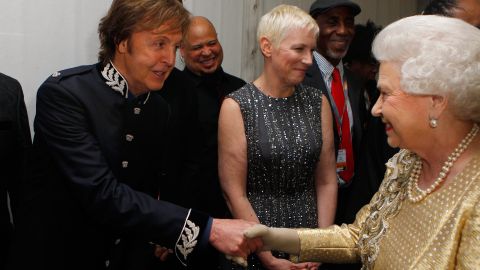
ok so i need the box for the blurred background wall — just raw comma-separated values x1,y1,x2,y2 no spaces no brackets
0,0,430,130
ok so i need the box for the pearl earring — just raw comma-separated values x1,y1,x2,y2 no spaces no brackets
429,118,438,128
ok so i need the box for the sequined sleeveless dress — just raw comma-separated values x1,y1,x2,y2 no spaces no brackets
226,83,323,269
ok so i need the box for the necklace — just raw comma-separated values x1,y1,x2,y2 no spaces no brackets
407,123,479,203
255,83,295,100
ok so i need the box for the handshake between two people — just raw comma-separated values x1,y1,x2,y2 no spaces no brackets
212,220,302,268
154,219,300,268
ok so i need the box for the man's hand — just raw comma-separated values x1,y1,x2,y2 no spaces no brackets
209,219,263,267
244,224,300,255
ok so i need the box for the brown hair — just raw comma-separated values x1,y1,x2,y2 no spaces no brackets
98,0,190,64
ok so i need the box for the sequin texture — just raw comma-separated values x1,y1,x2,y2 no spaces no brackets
228,83,323,269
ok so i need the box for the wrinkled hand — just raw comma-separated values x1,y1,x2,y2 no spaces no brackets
295,261,319,270
291,262,321,270
209,219,263,267
244,224,300,255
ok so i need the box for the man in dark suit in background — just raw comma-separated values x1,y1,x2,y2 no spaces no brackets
7,1,259,269
152,16,246,269
303,0,363,224
179,16,246,218
0,73,31,270
302,2,363,269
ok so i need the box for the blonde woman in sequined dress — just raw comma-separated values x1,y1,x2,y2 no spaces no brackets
218,4,338,270
245,15,480,270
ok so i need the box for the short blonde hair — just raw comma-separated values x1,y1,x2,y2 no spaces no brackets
257,4,319,48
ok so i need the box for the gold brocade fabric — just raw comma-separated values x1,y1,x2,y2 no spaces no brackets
295,149,480,269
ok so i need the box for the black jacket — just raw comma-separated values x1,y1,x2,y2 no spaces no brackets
303,60,365,225
8,64,210,270
303,62,363,159
0,73,31,269
181,67,246,218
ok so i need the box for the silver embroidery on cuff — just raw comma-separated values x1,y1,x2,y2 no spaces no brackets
175,209,200,266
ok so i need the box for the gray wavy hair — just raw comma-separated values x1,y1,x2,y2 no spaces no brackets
373,15,480,123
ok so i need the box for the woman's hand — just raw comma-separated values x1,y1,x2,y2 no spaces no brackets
257,251,319,270
257,251,292,270
244,224,300,255
291,262,321,270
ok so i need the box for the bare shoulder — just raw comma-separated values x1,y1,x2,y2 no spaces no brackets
219,98,245,141
220,97,242,115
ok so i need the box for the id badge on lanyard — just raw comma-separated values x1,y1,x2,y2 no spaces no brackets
336,149,347,173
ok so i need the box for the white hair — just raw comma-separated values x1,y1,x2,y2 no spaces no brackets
373,15,480,122
257,4,319,48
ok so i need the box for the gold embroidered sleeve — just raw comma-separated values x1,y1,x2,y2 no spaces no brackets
292,203,372,264
456,198,480,269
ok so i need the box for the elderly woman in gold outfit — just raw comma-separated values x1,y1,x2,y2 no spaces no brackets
245,15,480,269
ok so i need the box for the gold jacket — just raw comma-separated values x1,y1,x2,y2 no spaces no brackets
293,149,480,269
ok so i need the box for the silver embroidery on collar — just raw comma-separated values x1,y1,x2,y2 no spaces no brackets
101,62,128,98
142,92,151,105
175,209,200,266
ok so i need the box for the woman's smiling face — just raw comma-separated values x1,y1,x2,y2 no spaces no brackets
371,61,431,150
